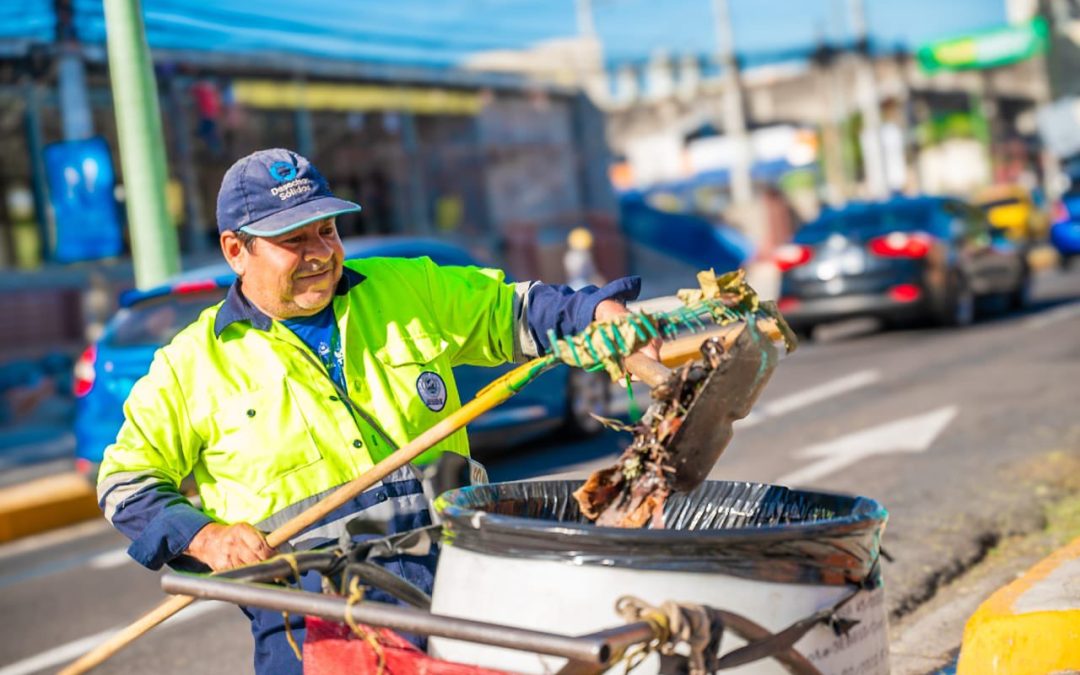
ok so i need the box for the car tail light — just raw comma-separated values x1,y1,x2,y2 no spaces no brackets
173,280,218,294
1053,200,1070,224
777,297,801,312
73,344,97,398
774,244,813,271
888,284,922,303
868,232,933,258
75,457,95,477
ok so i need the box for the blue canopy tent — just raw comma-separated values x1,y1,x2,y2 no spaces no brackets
0,1,681,68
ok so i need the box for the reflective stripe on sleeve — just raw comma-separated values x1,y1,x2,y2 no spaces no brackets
513,280,541,361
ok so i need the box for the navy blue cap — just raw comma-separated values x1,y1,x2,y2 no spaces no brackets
215,148,360,237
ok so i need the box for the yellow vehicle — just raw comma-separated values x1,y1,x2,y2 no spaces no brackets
974,184,1049,243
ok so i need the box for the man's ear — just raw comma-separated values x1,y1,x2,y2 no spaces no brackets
220,231,248,276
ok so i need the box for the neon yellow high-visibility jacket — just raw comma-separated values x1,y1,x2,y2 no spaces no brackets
97,255,640,570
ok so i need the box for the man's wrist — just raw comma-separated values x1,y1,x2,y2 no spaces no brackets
593,298,629,322
184,522,220,559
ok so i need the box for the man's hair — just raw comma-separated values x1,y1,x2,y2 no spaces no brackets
235,229,258,251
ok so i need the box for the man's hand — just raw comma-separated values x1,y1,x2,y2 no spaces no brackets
594,298,662,363
185,522,276,572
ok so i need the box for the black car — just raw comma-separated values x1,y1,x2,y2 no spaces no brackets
775,196,1030,337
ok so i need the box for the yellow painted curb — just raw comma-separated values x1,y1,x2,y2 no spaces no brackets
0,473,101,544
958,536,1080,674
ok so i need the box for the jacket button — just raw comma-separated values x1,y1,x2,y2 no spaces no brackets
352,439,363,448
246,409,256,418
377,493,388,503
329,395,339,402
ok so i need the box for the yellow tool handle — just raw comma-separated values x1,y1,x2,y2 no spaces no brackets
265,360,532,547
59,357,544,675
58,595,196,675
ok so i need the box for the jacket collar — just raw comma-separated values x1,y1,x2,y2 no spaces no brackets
213,266,366,337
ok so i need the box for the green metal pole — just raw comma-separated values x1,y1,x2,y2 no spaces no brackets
104,0,180,288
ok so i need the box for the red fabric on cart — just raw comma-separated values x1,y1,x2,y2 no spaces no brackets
303,616,512,675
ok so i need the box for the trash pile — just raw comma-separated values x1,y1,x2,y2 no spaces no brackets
574,338,730,528
572,269,794,529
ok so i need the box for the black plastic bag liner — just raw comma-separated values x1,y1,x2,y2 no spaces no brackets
435,480,887,587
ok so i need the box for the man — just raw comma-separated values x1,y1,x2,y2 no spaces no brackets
98,148,656,673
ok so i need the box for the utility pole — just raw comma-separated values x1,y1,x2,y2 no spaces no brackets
713,0,772,300
576,0,596,38
104,0,180,288
711,0,754,211
575,0,609,106
57,50,93,141
166,76,208,256
971,69,996,184
813,40,850,206
891,50,922,194
56,0,93,143
849,0,889,199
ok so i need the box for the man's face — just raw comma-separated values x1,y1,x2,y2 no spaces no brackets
220,218,344,320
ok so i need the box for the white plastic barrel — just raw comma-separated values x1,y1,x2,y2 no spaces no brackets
428,480,890,675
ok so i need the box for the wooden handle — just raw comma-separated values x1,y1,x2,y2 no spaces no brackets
659,319,782,368
623,351,673,388
265,371,522,547
59,595,195,675
58,356,551,674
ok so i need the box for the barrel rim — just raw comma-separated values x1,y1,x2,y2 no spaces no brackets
436,479,888,543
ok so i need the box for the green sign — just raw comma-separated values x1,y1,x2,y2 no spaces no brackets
917,17,1048,73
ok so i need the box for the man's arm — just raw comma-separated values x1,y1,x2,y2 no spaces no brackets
517,277,644,358
415,257,655,365
97,350,271,571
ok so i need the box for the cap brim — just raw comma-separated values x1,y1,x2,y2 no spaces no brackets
238,196,361,237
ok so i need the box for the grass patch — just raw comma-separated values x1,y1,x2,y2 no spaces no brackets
1046,492,1080,544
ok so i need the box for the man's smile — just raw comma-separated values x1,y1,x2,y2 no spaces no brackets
296,267,332,281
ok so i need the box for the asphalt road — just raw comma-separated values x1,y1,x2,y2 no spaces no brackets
2,264,1079,675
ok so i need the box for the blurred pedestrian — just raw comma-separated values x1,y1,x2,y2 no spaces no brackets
191,79,223,156
96,148,659,674
564,226,604,290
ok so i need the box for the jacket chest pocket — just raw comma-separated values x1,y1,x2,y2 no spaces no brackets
207,381,323,494
374,333,452,415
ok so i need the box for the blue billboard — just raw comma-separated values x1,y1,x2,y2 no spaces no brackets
43,137,124,263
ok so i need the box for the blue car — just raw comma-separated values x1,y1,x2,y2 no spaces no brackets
1051,190,1080,268
72,237,611,478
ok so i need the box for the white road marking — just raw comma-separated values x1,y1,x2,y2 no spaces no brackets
572,370,883,478
775,406,958,486
87,548,131,570
1024,299,1080,330
737,369,881,428
609,369,880,422
0,520,111,562
0,545,133,589
0,434,76,472
0,601,230,675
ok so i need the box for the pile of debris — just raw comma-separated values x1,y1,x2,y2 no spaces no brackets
574,338,731,528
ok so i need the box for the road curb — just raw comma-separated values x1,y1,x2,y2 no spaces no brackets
957,535,1080,674
0,472,100,544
